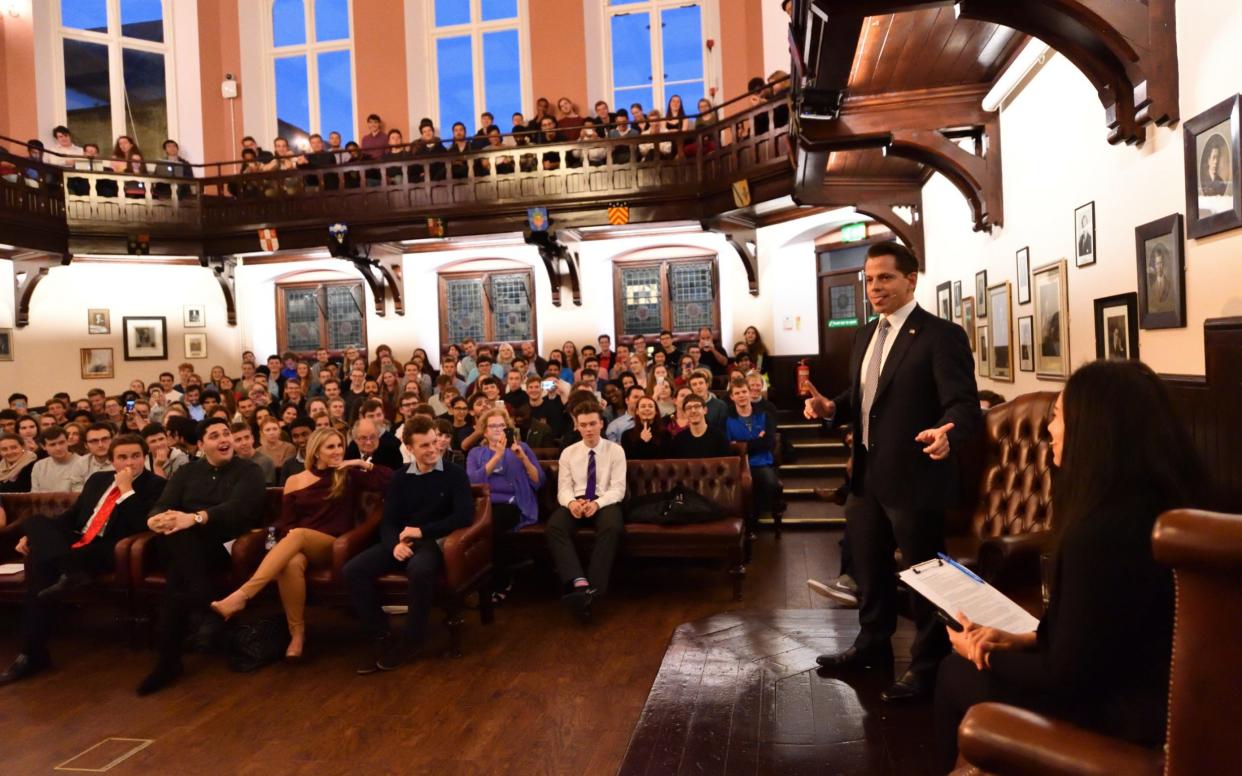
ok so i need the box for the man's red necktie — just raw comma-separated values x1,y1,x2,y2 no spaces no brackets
72,486,121,549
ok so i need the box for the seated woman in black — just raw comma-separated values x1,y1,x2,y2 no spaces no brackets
620,396,668,460
933,359,1207,771
537,117,562,170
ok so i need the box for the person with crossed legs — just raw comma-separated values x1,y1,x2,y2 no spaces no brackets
544,401,626,622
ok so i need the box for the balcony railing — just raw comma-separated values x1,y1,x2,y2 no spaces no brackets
0,86,793,254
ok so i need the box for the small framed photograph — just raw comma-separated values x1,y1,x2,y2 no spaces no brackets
1018,316,1035,372
0,329,12,361
1135,213,1186,329
952,280,962,319
1094,292,1140,360
962,297,977,352
123,316,168,361
183,304,206,328
184,332,208,359
1015,247,1031,304
1032,259,1070,379
986,281,1014,382
976,325,990,377
936,281,953,320
1183,94,1241,239
87,308,111,335
1074,201,1096,267
80,347,114,379
975,270,988,317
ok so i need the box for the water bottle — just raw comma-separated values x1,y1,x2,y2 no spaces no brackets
265,526,277,551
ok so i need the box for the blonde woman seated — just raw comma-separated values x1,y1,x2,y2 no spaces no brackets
210,427,392,659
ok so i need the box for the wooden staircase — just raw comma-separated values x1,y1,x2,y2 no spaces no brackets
771,409,848,526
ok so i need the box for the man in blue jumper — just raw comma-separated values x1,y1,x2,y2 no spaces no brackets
345,416,474,674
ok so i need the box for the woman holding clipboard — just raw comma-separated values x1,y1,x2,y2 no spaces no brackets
934,360,1207,770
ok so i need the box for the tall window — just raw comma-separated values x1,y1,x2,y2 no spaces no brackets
276,280,367,356
614,256,718,338
57,0,174,155
430,0,528,134
439,268,536,345
606,0,706,116
266,0,355,146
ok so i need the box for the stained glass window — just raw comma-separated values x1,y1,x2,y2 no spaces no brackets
278,281,366,355
440,269,536,345
616,257,718,338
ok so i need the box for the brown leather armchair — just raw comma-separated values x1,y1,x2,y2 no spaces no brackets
952,508,1242,776
946,392,1058,592
306,484,494,657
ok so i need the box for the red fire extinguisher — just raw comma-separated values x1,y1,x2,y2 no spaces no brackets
796,359,811,397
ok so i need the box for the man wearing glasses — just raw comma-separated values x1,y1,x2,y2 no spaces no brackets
70,423,115,491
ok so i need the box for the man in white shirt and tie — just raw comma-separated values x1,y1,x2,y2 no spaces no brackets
546,401,627,622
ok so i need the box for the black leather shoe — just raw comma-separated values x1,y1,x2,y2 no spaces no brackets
356,634,393,675
880,669,933,702
136,658,183,696
562,588,592,623
815,644,893,671
189,612,225,654
376,637,420,672
36,571,91,600
0,654,50,686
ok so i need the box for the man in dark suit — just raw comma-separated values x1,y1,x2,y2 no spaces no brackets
345,400,404,471
805,241,981,702
0,434,165,685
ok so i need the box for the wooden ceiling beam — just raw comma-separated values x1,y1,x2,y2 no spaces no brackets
794,177,926,268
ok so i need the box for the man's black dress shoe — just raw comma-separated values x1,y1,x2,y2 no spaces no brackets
37,572,91,600
356,634,393,675
880,669,933,702
0,653,50,686
815,644,893,671
561,587,593,623
136,658,183,696
376,637,420,672
189,612,225,653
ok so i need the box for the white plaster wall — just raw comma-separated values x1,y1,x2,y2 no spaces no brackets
917,2,1242,398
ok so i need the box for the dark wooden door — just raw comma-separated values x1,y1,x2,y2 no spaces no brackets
815,268,871,396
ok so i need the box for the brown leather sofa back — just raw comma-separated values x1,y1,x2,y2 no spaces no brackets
970,392,1058,539
534,456,747,519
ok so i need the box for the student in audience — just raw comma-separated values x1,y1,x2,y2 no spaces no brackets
257,416,296,469
669,394,731,458
16,416,40,453
137,418,267,695
526,374,567,440
620,396,668,460
30,426,82,493
230,422,276,485
546,402,626,622
0,433,37,492
347,409,403,471
279,418,315,484
688,370,728,431
346,416,474,673
579,119,609,166
0,434,164,686
726,378,778,532
537,117,562,170
511,400,556,449
664,387,693,435
447,396,473,451
606,385,644,442
466,407,545,604
934,360,1207,770
412,119,447,181
74,423,115,485
359,114,387,160
211,427,392,660
743,325,769,374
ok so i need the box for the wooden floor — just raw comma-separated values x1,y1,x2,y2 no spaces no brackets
0,528,929,775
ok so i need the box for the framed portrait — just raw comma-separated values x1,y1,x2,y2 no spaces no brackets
123,316,167,361
1031,259,1070,379
962,296,977,352
1135,213,1186,329
183,304,206,328
986,281,1014,382
1093,292,1140,360
0,329,11,361
1015,247,1031,304
976,325,991,378
952,281,963,319
1183,94,1241,239
184,333,208,359
1018,316,1035,372
87,308,111,335
975,270,988,317
936,281,953,320
80,347,114,379
1074,201,1096,267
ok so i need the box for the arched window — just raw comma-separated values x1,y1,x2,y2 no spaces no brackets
55,0,175,155
605,0,709,116
428,0,529,134
264,0,355,147
438,264,536,346
276,277,367,356
614,252,718,339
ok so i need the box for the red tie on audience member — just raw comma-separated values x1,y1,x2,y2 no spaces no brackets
72,486,122,549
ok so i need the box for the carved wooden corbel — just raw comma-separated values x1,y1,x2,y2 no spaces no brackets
703,216,760,295
12,252,70,328
200,255,237,325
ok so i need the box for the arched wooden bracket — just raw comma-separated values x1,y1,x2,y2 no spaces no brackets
528,231,581,307
887,125,1001,232
13,252,70,328
347,255,398,317
793,172,927,268
703,216,760,295
854,200,925,268
200,256,237,325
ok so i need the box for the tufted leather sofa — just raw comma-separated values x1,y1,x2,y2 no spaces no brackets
945,392,1058,591
950,508,1242,776
513,455,751,599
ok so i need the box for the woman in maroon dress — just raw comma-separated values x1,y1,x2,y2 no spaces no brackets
210,427,391,658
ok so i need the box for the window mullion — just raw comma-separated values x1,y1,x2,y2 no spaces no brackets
473,29,485,124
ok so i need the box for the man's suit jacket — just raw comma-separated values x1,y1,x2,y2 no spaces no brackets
57,469,166,545
832,304,981,510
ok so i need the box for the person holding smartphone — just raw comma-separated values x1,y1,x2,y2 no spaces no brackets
466,408,545,605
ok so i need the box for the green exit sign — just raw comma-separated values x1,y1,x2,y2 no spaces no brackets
841,222,867,242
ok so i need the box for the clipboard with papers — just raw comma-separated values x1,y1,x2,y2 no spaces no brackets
898,553,1041,634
